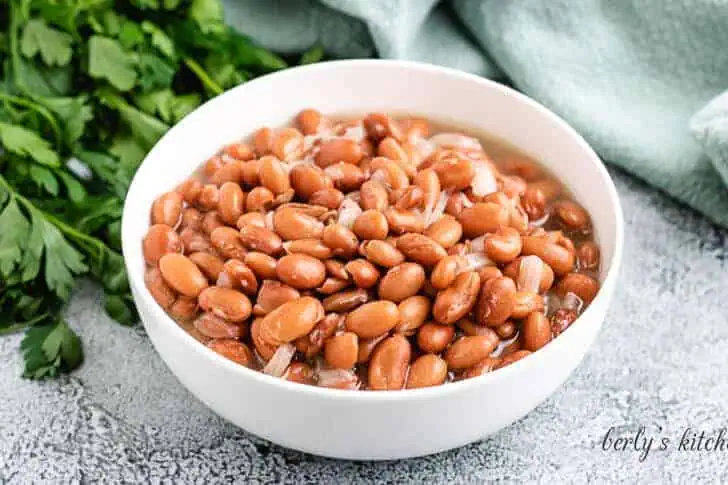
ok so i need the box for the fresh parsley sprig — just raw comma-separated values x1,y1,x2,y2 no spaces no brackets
0,0,307,378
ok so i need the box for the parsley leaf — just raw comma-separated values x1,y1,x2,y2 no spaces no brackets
137,53,175,91
21,319,83,379
0,122,60,166
136,89,200,123
88,36,138,91
0,198,31,277
20,18,73,66
36,96,93,147
189,0,225,34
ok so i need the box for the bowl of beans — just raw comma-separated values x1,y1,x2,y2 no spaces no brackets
122,60,623,459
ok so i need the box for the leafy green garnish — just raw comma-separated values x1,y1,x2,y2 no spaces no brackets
0,0,324,380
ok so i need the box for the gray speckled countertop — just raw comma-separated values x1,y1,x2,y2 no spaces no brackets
2,169,728,484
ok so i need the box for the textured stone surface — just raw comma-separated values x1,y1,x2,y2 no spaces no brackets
2,169,728,483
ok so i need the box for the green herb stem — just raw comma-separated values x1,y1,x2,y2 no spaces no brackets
0,92,63,148
183,57,224,96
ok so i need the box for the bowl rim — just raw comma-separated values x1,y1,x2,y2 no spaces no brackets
122,59,624,402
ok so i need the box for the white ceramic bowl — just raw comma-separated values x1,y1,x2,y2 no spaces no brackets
122,60,623,460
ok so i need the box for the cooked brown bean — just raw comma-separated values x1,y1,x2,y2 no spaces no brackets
323,288,369,313
200,211,224,235
394,186,423,210
433,271,481,324
325,162,365,192
458,202,510,238
396,233,447,268
224,142,255,161
253,127,274,156
484,226,522,263
290,164,331,200
151,192,183,227
353,210,389,240
245,186,274,213
417,322,454,354
384,208,424,234
521,312,551,351
495,350,532,369
406,354,447,389
203,156,224,178
345,301,400,338
258,156,291,194
143,224,182,265
324,332,359,369
198,185,220,211
282,239,332,260
259,296,325,345
316,138,364,167
360,180,389,211
322,223,359,258
145,267,176,309
194,312,245,339
364,113,402,142
274,207,325,241
316,277,350,294
159,253,208,297
276,254,327,290
294,313,343,358
272,127,304,161
180,207,203,232
555,273,600,304
430,255,466,290
368,334,411,390
425,215,462,249
296,109,324,135
238,159,260,187
456,319,499,339
208,226,246,260
238,224,283,256
577,242,600,271
324,259,349,280
356,333,388,364
521,236,575,276
217,182,245,225
285,362,316,384
309,188,344,209
445,335,499,370
494,321,517,340
176,178,203,204
359,240,405,268
189,252,225,281
522,185,546,219
554,200,590,230
475,276,516,327
479,266,504,283
462,357,501,379
168,297,198,322
378,263,425,302
370,157,409,191
222,259,258,295
250,317,276,360
431,152,475,190
179,228,212,254
198,287,252,323
210,161,243,186
394,295,431,335
344,259,380,289
243,252,278,280
207,339,254,367
254,280,300,315
511,292,545,320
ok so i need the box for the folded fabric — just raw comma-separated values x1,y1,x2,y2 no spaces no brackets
223,0,728,227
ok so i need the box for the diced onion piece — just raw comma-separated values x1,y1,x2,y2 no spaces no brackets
338,199,362,229
345,190,361,203
263,343,296,377
517,255,543,293
66,157,93,180
370,169,391,189
429,133,482,151
342,124,366,142
461,193,474,208
285,157,315,173
470,235,487,254
216,271,234,289
264,211,275,231
563,292,584,313
317,369,360,389
464,252,493,271
529,213,550,228
411,137,435,164
471,160,498,197
424,190,450,227
324,164,344,181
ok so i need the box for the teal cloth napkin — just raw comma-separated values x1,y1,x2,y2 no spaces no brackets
224,0,728,227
